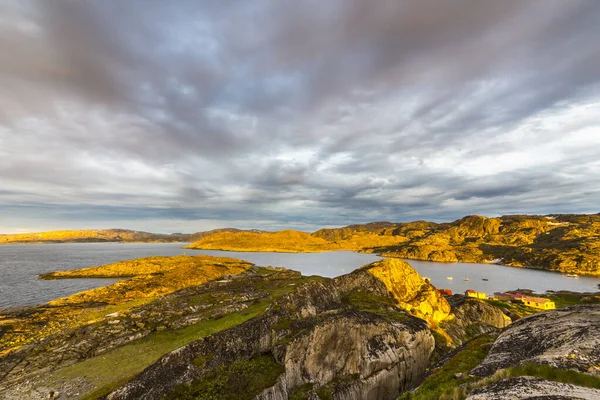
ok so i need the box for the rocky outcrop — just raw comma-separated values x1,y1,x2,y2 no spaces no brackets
441,296,512,345
466,376,600,399
106,312,279,400
472,304,600,377
282,312,433,397
337,259,451,324
106,310,434,400
104,268,437,400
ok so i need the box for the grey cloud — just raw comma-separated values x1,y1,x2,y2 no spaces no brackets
0,0,599,232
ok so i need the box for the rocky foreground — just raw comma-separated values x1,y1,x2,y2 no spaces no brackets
1,257,599,399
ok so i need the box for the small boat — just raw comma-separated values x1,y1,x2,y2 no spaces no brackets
566,274,579,278
446,276,453,280
463,278,470,281
482,278,489,281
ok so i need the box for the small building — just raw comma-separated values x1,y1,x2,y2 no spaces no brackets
438,289,453,296
521,296,556,310
465,289,487,299
494,292,526,302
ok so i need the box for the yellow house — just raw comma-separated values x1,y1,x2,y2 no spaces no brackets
521,296,556,310
465,290,487,299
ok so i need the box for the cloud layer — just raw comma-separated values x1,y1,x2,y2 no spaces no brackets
1,0,599,233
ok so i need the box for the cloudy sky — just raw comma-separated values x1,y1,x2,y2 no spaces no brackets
1,1,599,233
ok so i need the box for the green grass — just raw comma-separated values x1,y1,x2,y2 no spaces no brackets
342,290,397,310
288,383,314,400
483,299,511,310
342,290,411,323
55,300,270,400
506,363,600,389
546,292,600,308
399,335,497,400
316,384,334,400
165,354,284,400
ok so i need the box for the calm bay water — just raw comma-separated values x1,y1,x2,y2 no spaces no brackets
0,242,189,308
196,250,600,295
1,243,599,308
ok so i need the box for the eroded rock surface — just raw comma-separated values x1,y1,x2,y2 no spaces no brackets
336,258,451,324
466,376,600,399
282,312,433,397
442,296,512,345
105,265,437,400
472,305,600,377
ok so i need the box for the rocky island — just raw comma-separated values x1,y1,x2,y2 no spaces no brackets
1,254,599,399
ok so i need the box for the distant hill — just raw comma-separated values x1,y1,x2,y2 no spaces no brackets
183,214,600,276
3,213,600,276
185,228,268,242
0,229,197,244
0,228,275,245
184,230,335,252
312,214,600,276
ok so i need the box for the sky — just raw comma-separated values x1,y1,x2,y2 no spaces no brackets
1,0,599,234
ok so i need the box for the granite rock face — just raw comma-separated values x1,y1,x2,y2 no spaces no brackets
282,312,433,399
336,258,451,324
472,304,600,377
105,311,434,400
466,376,600,399
441,296,512,345
105,264,438,400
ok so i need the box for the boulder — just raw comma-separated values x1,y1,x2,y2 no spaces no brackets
441,297,511,345
472,305,600,377
466,376,600,399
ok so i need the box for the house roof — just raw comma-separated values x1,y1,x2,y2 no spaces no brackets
522,296,552,303
494,292,525,299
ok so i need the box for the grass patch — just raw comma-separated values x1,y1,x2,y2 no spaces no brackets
546,292,600,308
342,290,397,310
56,300,270,400
342,290,411,323
192,353,214,368
498,363,600,389
399,335,497,400
483,299,511,310
252,266,277,275
316,384,334,400
165,354,284,400
288,383,314,400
